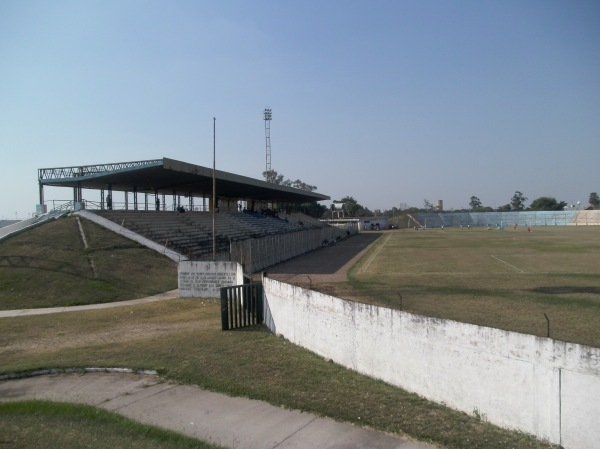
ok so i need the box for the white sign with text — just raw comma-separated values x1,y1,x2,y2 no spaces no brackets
178,261,243,298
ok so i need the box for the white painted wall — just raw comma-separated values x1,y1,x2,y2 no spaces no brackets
178,261,243,298
263,277,600,449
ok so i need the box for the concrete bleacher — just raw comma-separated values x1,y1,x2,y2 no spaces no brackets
96,211,220,259
95,210,326,260
569,210,600,226
0,220,19,229
228,211,321,236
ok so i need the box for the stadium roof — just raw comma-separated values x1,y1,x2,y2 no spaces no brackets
38,158,329,204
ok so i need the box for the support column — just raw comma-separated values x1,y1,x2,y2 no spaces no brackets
37,182,47,214
106,184,113,210
38,183,44,206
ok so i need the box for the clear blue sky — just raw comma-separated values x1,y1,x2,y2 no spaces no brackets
1,0,599,219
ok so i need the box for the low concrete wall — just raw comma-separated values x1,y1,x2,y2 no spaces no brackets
178,261,243,298
262,278,600,449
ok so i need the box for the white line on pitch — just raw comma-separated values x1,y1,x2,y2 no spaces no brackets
361,232,392,273
490,255,525,273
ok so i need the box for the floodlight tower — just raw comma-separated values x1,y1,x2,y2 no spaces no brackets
264,108,272,175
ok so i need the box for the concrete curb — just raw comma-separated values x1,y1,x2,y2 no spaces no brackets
0,367,158,382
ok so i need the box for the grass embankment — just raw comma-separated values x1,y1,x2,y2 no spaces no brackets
317,227,600,347
0,299,557,449
0,216,177,309
0,401,224,449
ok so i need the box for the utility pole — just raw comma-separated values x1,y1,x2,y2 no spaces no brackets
212,117,216,261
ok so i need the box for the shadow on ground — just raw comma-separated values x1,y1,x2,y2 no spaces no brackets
262,232,382,276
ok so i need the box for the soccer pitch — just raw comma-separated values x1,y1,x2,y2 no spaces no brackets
343,226,600,348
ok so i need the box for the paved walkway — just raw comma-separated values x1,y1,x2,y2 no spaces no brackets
0,372,436,449
0,289,179,318
253,232,382,284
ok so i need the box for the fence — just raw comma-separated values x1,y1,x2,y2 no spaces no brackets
220,282,264,330
412,211,582,227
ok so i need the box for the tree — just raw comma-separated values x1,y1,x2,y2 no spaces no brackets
423,199,434,211
510,191,528,211
299,202,327,218
497,204,511,212
262,169,285,185
336,196,372,217
262,170,317,192
529,197,567,211
339,196,360,217
589,192,600,209
469,196,482,210
286,179,317,192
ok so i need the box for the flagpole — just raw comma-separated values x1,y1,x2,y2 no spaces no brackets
212,117,216,261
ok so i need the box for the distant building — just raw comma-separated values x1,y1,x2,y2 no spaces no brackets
321,216,390,232
358,217,389,231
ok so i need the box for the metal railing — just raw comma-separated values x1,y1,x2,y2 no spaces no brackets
38,159,162,180
220,282,264,330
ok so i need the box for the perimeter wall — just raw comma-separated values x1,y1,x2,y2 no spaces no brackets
411,210,600,228
262,278,600,449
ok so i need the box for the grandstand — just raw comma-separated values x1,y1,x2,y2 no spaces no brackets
33,157,352,273
94,209,328,261
409,210,600,228
570,210,600,226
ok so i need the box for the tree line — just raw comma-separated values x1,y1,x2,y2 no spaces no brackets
467,191,600,213
262,171,600,218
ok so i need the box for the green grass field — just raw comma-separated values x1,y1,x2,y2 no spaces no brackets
320,226,600,347
0,401,224,449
